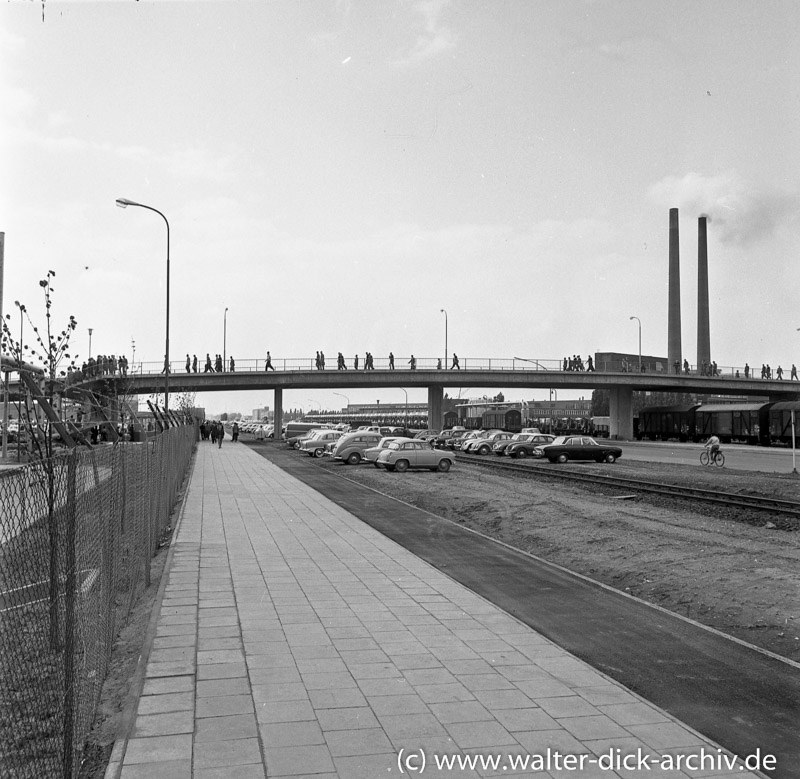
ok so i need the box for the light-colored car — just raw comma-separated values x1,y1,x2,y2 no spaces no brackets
462,431,513,455
376,440,455,473
330,431,383,464
298,429,344,457
364,436,413,465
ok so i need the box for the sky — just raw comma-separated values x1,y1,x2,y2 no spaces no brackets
2,0,799,416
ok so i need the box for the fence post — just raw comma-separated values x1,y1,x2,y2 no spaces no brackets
62,452,77,779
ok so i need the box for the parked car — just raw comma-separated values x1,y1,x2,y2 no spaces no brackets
535,435,623,464
462,431,512,455
298,430,344,457
365,436,413,465
492,432,536,455
376,440,455,472
287,428,329,449
330,431,383,464
433,428,467,449
451,431,487,451
502,433,556,458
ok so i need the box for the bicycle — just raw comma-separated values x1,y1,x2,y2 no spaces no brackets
700,448,725,467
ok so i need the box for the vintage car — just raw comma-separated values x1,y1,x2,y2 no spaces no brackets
365,436,413,465
461,431,513,455
297,429,344,457
330,431,384,464
375,439,455,472
502,433,556,458
535,435,623,464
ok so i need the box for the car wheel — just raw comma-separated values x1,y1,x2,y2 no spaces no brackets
557,453,569,463
604,453,616,463
395,459,410,473
515,449,527,459
347,452,361,465
313,448,324,458
437,459,452,472
478,445,490,456
293,441,301,450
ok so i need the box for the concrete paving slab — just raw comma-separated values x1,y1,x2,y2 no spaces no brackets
107,442,772,779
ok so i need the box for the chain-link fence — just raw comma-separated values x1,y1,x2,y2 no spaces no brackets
0,424,196,778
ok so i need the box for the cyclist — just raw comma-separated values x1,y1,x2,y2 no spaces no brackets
704,434,721,463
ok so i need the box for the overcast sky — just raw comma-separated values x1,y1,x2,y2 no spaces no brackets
2,0,799,416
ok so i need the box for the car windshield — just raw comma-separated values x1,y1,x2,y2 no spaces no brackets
387,442,403,450
550,437,568,445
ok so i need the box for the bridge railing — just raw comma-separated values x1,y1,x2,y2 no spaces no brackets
132,357,567,374
82,357,772,381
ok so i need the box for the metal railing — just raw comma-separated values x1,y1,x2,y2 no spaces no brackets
0,425,196,778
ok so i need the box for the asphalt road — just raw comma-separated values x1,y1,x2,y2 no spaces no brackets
250,443,800,778
619,440,799,473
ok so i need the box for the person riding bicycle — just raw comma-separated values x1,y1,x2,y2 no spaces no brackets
704,434,721,461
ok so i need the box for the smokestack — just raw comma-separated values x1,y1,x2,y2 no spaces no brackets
697,216,711,371
668,208,682,372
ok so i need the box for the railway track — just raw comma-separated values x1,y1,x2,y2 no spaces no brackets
455,452,800,521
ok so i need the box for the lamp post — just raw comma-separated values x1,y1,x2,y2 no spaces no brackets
131,338,136,373
88,328,93,360
629,316,641,373
116,198,170,410
399,388,408,430
14,301,23,461
223,307,228,370
440,309,448,368
549,388,558,435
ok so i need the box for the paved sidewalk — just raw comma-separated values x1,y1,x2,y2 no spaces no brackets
107,442,754,778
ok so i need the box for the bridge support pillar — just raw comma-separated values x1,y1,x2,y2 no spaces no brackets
274,388,283,440
609,385,634,440
427,385,443,432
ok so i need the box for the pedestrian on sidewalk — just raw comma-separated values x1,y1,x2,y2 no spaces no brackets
217,422,225,448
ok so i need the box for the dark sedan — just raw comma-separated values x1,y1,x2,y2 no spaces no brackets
536,435,622,464
502,433,556,458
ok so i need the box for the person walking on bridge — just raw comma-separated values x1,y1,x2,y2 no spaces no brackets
337,352,346,370
204,354,213,372
186,354,191,373
192,354,198,373
409,355,416,370
451,353,460,369
230,356,235,372
389,352,395,369
265,352,275,371
791,364,798,381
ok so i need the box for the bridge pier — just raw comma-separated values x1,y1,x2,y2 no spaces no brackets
609,385,634,440
274,388,283,440
427,385,443,432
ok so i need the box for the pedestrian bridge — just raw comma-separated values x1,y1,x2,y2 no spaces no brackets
66,356,800,439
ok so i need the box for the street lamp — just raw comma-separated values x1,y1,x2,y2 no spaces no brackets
399,388,408,430
88,328,93,360
131,338,136,372
223,307,228,370
629,316,642,373
440,309,448,368
116,198,170,410
333,391,349,410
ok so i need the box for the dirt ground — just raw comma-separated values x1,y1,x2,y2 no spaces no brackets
310,453,800,663
78,445,799,777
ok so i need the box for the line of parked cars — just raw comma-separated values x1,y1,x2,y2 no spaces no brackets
270,422,622,470
282,424,456,473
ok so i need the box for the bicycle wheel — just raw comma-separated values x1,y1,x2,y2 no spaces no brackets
699,451,710,466
714,452,725,467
